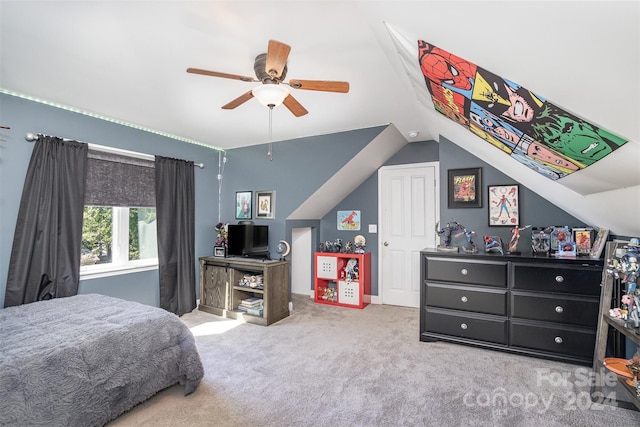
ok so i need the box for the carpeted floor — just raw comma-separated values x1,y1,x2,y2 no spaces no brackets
107,294,640,426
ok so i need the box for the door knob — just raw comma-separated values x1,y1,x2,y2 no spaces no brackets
383,242,389,246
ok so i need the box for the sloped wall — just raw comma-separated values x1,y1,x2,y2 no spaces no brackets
436,118,640,237
385,18,639,237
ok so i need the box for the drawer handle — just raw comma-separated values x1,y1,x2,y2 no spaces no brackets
461,268,468,275
460,323,468,330
555,306,564,313
461,296,468,303
554,336,563,344
555,275,564,283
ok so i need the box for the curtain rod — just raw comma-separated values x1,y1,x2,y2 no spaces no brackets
24,132,205,169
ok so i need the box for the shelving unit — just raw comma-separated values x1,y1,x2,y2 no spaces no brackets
591,241,640,410
199,256,290,326
314,252,371,309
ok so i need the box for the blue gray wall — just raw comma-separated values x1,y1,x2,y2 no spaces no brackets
317,136,585,296
0,93,218,308
1,92,592,308
221,126,386,247
437,135,584,248
318,140,440,295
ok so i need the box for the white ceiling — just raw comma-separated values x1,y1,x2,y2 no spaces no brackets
2,1,639,235
1,0,425,150
3,1,636,152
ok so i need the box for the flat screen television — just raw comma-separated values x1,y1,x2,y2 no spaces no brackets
227,224,270,259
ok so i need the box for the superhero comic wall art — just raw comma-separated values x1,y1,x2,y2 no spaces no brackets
418,40,628,180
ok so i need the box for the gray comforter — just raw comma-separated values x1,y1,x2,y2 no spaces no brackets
0,294,204,427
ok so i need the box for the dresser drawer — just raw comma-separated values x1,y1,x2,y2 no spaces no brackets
511,292,599,327
426,283,507,316
510,321,595,360
426,258,507,288
425,308,508,344
512,263,601,296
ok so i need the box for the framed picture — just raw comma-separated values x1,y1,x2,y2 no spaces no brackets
550,226,572,253
558,241,577,258
213,246,226,257
573,227,594,255
235,191,252,220
448,167,482,208
591,229,610,259
488,184,519,226
337,210,361,231
255,190,275,219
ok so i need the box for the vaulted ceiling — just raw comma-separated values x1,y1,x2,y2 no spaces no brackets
1,1,638,236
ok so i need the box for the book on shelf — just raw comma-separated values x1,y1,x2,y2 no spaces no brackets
246,306,263,317
236,301,264,317
240,296,263,306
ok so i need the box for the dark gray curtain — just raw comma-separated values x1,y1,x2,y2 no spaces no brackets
155,156,196,316
4,136,88,307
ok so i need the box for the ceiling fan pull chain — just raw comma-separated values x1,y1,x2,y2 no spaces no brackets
267,106,273,161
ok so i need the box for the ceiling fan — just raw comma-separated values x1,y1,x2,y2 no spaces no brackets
187,40,349,117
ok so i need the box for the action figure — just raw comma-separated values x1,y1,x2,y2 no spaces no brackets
484,235,504,255
508,224,531,254
436,221,463,251
454,226,478,253
531,226,552,254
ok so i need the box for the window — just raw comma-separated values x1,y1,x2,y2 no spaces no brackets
81,207,158,275
80,146,157,278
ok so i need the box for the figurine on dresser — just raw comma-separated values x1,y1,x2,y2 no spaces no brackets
435,221,463,252
484,235,504,254
507,224,531,254
531,226,552,254
454,226,479,254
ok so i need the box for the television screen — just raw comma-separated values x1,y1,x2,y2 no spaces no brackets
227,224,269,258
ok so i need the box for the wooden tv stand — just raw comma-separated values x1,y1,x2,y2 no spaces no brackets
198,256,290,326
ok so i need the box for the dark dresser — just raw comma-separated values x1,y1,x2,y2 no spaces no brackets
420,250,603,365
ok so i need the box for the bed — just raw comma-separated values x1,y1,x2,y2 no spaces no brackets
0,293,204,427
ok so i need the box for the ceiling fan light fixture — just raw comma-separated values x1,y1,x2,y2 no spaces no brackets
252,84,289,108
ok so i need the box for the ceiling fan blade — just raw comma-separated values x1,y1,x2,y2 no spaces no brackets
282,94,309,117
286,79,350,93
266,40,291,79
222,91,255,110
187,67,258,83
286,80,349,93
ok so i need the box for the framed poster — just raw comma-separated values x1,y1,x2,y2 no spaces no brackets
255,190,275,219
448,167,482,208
235,191,252,220
337,210,361,230
488,185,519,226
573,227,594,255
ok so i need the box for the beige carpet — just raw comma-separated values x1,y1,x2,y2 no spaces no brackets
107,294,639,426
